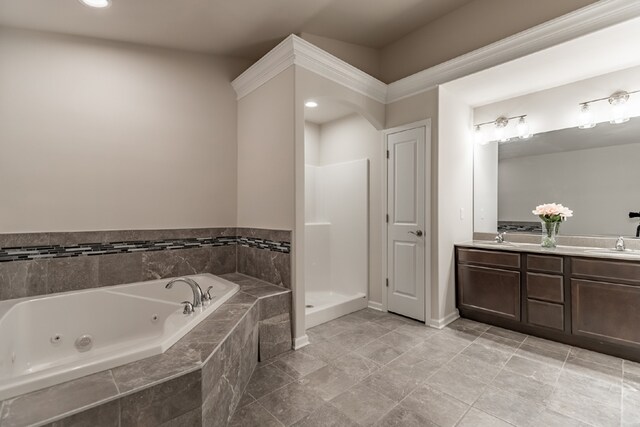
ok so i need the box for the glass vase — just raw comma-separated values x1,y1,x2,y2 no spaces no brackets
541,221,560,248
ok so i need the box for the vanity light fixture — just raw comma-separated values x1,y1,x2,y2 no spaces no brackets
79,0,111,8
305,101,318,108
578,89,639,129
494,116,510,142
578,103,596,129
473,115,530,145
609,91,630,124
516,116,531,139
474,125,487,145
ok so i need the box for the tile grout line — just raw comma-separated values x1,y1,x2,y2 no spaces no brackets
302,314,435,423
371,323,484,425
253,399,286,427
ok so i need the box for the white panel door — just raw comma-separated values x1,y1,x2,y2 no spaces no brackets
387,127,426,321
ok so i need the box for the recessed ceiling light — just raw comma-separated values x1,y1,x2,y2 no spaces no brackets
305,101,318,108
79,0,111,8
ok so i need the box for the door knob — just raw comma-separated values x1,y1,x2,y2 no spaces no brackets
409,230,423,237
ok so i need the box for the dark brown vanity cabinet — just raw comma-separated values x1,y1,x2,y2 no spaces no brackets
571,258,640,349
456,246,640,361
457,249,521,320
525,255,565,332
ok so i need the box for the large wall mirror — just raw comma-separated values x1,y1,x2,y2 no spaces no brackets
474,117,640,238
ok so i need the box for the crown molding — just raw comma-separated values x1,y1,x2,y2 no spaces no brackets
232,35,387,103
233,1,640,105
231,36,296,100
386,0,640,103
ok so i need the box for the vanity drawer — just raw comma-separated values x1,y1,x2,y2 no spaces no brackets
526,273,564,303
458,249,520,269
572,258,640,285
527,299,564,331
527,255,563,274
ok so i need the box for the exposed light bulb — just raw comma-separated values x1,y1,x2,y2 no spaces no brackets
609,91,630,124
305,101,318,108
516,116,531,139
79,0,110,8
578,104,596,129
474,125,487,146
494,117,509,143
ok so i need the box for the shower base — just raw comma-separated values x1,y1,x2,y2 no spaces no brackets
305,290,367,328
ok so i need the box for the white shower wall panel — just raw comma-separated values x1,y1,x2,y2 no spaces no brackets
321,159,369,297
304,223,331,294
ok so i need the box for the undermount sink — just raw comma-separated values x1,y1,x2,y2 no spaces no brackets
585,248,640,258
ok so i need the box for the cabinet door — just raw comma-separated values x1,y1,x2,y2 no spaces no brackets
458,265,520,320
572,279,640,348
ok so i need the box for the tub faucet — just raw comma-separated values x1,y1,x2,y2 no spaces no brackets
615,236,626,251
165,277,204,308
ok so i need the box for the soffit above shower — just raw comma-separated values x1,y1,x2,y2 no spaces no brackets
0,0,473,59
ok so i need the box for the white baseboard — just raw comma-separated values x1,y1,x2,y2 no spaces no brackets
293,335,310,350
429,310,460,329
367,301,384,311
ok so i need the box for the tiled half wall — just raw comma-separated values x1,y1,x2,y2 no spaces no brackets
0,228,291,301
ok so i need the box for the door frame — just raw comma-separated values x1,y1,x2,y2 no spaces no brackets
380,119,432,323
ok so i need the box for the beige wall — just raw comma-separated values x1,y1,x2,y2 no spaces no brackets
298,33,382,81
0,27,249,233
380,0,597,82
436,87,474,322
237,66,296,230
313,114,383,304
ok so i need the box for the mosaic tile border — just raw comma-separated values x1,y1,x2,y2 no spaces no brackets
0,236,290,263
498,221,542,233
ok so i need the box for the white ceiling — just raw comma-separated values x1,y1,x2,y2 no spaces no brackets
0,0,473,59
499,117,640,160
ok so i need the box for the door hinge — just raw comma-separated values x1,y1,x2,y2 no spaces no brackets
386,150,389,159
386,214,389,223
386,278,389,288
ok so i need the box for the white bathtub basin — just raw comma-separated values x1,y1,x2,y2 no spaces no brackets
0,273,239,400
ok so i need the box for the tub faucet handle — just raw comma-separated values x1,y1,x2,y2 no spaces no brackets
181,301,195,314
203,286,214,302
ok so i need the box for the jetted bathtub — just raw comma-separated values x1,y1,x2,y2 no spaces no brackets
0,273,239,400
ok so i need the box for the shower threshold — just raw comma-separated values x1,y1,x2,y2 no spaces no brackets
305,290,367,328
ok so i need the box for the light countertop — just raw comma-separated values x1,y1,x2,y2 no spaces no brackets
457,240,640,262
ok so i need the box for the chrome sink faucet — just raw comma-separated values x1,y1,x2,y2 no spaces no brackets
615,236,626,251
165,277,205,308
495,232,506,243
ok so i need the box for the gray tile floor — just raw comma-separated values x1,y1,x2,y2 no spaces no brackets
230,309,640,427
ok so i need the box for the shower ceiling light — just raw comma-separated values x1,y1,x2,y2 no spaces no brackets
79,0,111,8
305,101,318,108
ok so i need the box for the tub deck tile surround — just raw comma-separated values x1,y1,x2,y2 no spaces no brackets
0,274,292,427
0,227,292,300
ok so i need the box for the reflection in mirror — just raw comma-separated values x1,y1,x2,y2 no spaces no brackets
474,117,640,238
